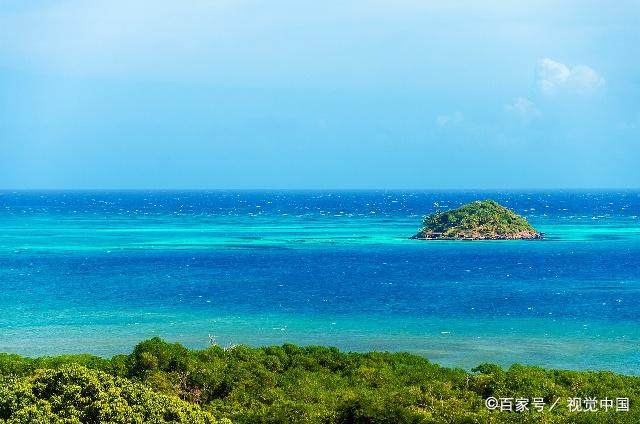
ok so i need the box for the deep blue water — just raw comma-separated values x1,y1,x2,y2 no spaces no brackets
1,191,639,373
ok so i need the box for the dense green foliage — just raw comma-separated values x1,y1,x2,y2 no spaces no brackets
0,364,218,423
1,338,638,423
417,200,538,239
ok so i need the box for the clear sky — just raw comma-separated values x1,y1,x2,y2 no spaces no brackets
1,0,639,189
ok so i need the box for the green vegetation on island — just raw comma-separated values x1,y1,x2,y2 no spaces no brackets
412,200,542,240
1,338,638,423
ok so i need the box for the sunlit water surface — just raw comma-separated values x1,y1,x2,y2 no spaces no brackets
1,191,639,373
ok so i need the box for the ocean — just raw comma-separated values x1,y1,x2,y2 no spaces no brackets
0,190,639,373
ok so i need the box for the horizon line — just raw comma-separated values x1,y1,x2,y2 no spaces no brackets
1,187,640,192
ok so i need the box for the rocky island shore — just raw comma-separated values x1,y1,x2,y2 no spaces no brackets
411,199,542,240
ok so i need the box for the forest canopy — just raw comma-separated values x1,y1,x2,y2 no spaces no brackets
1,338,638,423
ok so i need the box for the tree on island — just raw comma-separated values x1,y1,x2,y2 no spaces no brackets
412,200,542,240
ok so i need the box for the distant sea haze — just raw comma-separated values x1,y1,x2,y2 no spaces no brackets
0,191,639,373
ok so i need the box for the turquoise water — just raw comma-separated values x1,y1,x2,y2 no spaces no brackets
1,191,639,373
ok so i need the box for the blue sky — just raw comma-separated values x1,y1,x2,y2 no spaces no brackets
1,0,639,189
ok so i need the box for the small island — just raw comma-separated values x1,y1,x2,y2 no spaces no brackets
411,199,542,240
